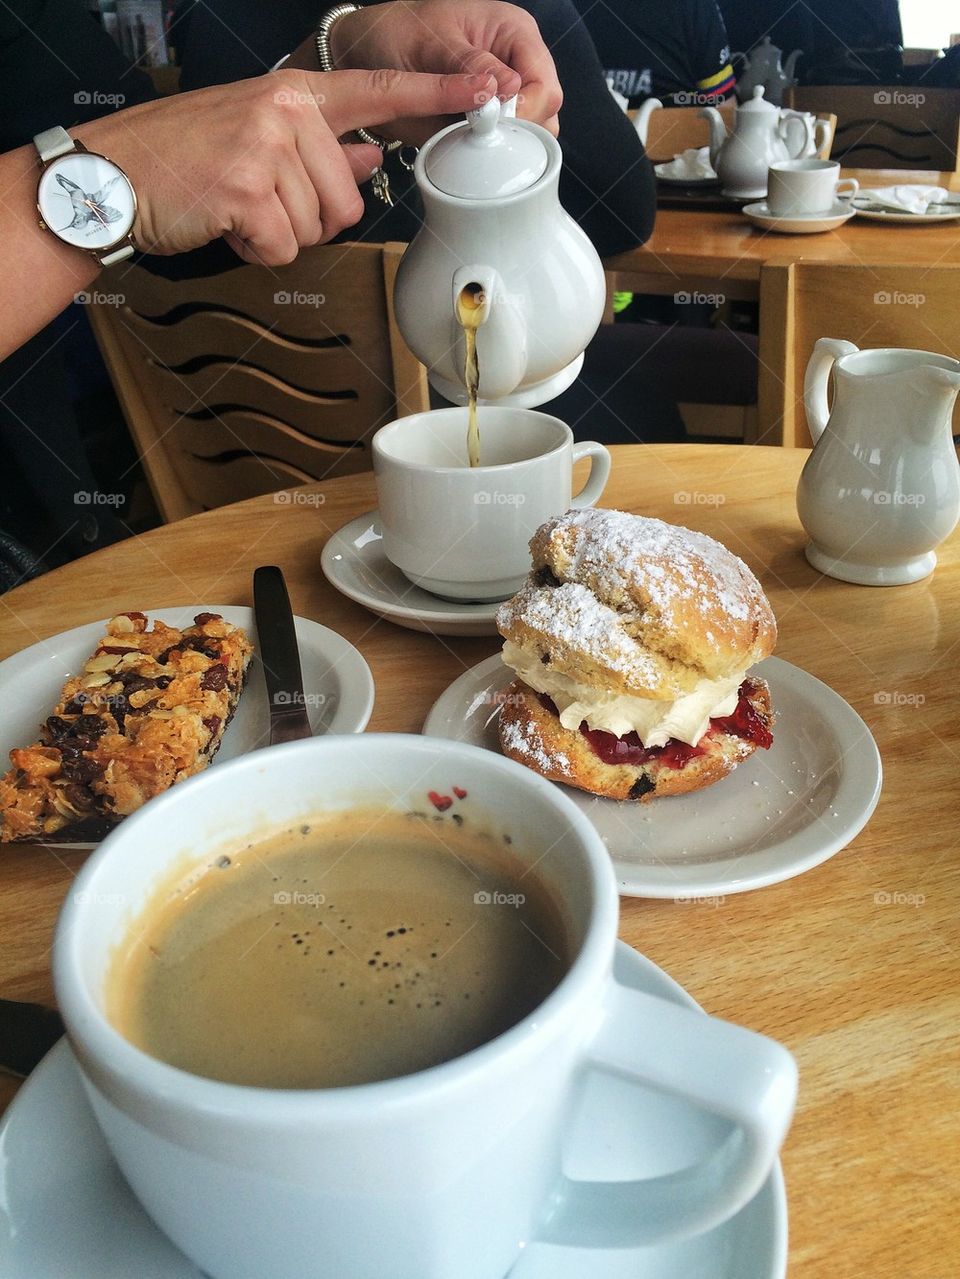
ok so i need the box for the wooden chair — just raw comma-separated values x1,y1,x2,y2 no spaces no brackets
756,260,960,447
89,242,428,522
631,100,835,162
785,85,960,171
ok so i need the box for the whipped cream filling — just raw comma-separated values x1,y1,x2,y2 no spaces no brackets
502,641,744,748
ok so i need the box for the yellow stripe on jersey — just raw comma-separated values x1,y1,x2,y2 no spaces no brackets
697,63,735,91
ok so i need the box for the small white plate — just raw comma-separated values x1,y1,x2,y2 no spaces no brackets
0,942,786,1279
742,200,856,233
321,511,499,637
423,655,882,898
654,169,720,187
0,606,374,843
852,194,960,223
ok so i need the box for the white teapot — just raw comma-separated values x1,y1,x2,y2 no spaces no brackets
394,98,606,407
700,86,813,198
733,36,802,106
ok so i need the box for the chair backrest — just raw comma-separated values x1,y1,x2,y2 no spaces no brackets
757,260,960,446
785,85,960,171
89,242,428,522
633,99,835,162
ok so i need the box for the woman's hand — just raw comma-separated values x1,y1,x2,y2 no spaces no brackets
324,0,563,142
76,66,498,265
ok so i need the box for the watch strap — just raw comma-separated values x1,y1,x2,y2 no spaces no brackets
99,242,135,267
34,125,75,163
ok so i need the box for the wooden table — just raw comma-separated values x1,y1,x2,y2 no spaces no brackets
1,446,957,1279
603,168,960,450
604,169,960,298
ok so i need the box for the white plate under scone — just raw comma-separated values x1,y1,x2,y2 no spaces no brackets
0,943,786,1279
742,200,856,233
321,512,500,637
0,606,374,845
423,654,882,898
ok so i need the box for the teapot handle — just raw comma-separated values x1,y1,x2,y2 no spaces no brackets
804,338,859,444
779,112,813,159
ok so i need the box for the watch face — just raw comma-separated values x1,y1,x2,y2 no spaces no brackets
38,151,135,250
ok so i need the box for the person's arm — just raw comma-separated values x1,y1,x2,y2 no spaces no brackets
688,0,736,102
529,0,655,255
0,66,497,360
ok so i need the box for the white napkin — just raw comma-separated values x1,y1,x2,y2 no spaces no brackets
862,185,949,214
655,147,717,181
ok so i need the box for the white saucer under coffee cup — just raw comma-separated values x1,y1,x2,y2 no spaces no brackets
767,159,859,217
372,406,610,601
54,735,797,1279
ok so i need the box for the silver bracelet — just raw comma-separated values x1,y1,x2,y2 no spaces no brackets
315,2,403,154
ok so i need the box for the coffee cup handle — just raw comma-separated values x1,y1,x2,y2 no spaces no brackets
836,177,859,201
537,982,797,1248
569,442,611,509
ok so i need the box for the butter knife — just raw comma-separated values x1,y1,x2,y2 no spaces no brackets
253,566,313,745
0,998,64,1077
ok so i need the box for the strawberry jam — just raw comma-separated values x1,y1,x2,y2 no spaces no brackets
537,680,771,772
712,680,773,750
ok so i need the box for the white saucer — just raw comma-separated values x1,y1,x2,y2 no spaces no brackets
0,606,374,845
423,654,882,898
852,194,960,223
321,512,500,637
0,942,786,1279
742,200,856,233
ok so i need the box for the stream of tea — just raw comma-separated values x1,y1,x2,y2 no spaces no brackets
456,283,485,468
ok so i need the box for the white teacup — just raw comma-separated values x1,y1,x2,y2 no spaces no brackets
54,735,797,1279
372,406,610,601
767,158,859,216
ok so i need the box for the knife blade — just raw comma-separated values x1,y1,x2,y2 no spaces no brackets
0,998,64,1077
253,565,313,745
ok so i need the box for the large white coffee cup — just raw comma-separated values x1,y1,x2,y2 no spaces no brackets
54,736,797,1279
372,406,610,601
767,158,859,216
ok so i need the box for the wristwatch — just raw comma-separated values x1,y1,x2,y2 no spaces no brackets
34,126,138,266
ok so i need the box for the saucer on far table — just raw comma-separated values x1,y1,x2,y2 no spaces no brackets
321,511,500,637
0,942,786,1279
742,200,856,233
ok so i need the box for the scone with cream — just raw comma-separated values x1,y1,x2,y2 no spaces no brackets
496,509,776,802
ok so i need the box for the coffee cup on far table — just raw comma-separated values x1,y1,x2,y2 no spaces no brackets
54,734,798,1279
372,406,610,602
767,158,859,217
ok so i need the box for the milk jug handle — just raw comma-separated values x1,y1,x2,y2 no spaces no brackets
779,111,812,159
804,338,858,444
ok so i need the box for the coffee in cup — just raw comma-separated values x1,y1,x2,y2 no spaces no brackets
767,158,859,216
107,807,567,1089
55,734,796,1279
372,407,610,601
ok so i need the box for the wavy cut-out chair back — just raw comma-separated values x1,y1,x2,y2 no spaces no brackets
89,242,428,522
785,86,960,171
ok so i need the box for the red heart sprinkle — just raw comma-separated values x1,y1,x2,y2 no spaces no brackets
452,786,467,799
428,791,453,811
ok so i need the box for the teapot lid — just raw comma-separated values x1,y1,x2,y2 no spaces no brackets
739,85,778,114
424,97,548,199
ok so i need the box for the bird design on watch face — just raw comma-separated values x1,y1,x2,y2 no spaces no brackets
38,151,136,251
54,173,125,233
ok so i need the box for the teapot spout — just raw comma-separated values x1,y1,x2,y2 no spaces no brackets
698,105,727,169
633,97,662,147
451,265,527,401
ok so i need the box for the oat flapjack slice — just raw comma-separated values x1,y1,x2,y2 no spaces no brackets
0,611,253,842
